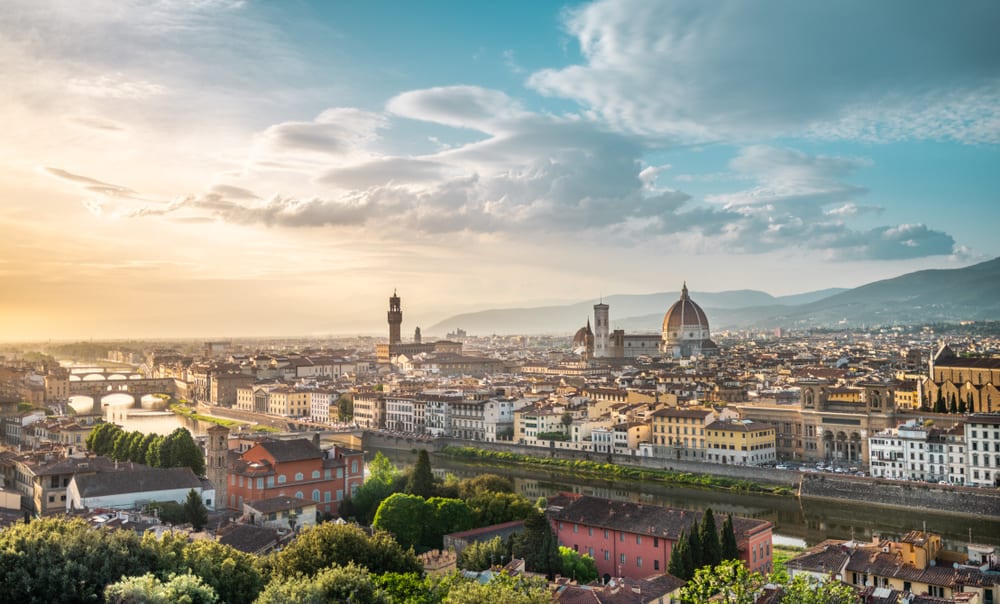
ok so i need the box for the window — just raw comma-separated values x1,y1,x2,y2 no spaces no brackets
637,556,643,568
278,475,286,484
604,529,609,539
620,532,624,542
654,560,660,571
337,468,344,479
267,476,275,488
336,489,343,501
312,470,320,479
636,535,642,545
351,461,358,473
653,537,659,548
604,551,610,561
324,469,332,479
324,491,331,502
312,489,320,502
588,527,593,536
620,553,626,565
295,491,303,499
256,478,263,489
295,472,304,481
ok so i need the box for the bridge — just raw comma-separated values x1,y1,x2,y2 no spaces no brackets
69,377,179,404
68,370,144,381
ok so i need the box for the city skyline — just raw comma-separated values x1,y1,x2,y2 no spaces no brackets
3,1,999,340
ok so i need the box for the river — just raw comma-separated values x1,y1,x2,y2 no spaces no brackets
68,394,207,435
373,448,1000,548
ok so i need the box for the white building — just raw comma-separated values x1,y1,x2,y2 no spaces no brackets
966,413,1000,487
868,420,948,482
67,466,213,511
309,389,337,423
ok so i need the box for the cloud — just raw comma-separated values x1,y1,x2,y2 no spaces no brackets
42,167,138,198
254,108,387,157
318,158,451,189
387,86,525,133
528,0,1000,142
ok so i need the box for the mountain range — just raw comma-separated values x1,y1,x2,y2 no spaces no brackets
427,257,1000,336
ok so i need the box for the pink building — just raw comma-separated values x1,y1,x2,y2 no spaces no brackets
547,494,773,582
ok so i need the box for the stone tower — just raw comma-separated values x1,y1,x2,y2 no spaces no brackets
205,423,230,511
414,326,422,344
388,290,402,345
593,301,610,358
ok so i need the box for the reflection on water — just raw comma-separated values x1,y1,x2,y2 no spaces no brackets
69,393,205,436
374,448,1000,548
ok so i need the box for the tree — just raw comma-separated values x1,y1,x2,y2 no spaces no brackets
266,522,422,579
104,572,219,604
668,530,693,580
511,508,561,579
183,489,209,531
163,428,205,476
700,508,722,568
427,497,475,549
934,391,946,413
467,491,537,526
458,536,511,571
680,559,765,604
113,430,134,461
142,532,265,604
0,517,160,603
136,433,158,464
561,411,573,432
443,572,551,604
721,515,740,561
372,493,433,550
373,572,441,604
779,574,858,604
347,452,400,524
87,422,122,455
254,563,384,604
961,393,970,414
407,449,435,498
457,474,515,499
559,546,599,583
949,395,958,414
688,526,704,571
336,395,353,422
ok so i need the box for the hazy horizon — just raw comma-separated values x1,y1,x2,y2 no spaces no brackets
4,1,998,341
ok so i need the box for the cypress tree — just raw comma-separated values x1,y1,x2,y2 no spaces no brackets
721,514,740,561
406,449,435,498
687,526,703,571
934,391,946,413
700,508,722,567
668,530,693,580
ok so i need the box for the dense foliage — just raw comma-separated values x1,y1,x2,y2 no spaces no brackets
87,424,205,476
679,559,860,604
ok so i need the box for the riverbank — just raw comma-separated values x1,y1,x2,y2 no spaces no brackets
363,432,1000,521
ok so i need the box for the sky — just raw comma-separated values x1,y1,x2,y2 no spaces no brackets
2,0,999,341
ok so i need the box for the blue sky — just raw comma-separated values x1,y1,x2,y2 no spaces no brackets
1,0,998,339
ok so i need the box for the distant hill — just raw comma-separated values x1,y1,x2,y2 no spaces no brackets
426,286,847,336
427,258,1000,335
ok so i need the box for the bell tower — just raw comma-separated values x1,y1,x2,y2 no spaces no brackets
388,290,402,345
205,423,230,511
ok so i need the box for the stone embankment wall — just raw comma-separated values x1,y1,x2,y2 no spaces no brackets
799,473,1000,519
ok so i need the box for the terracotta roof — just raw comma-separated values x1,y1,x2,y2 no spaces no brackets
255,439,322,462
550,495,770,541
73,466,202,498
244,496,314,514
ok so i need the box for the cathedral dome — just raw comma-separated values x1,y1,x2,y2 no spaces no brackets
573,320,595,349
662,283,710,333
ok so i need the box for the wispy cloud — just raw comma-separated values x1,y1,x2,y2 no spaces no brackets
528,0,1000,142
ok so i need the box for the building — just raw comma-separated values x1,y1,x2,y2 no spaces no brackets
204,424,229,511
868,420,949,482
705,419,777,466
226,438,363,516
966,413,1000,487
644,406,738,460
548,494,773,581
243,495,318,531
593,302,610,358
388,290,402,345
210,372,255,408
353,391,385,429
787,532,998,603
660,283,719,358
66,466,213,511
737,379,899,465
923,344,1000,414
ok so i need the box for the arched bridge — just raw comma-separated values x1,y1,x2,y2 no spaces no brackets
69,377,179,402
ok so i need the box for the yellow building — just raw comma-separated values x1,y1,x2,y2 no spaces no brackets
923,344,1000,413
705,419,777,466
514,404,567,443
646,405,738,460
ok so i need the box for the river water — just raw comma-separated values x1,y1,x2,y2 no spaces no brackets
373,448,1000,548
68,394,206,435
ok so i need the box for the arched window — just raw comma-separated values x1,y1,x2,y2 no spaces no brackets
312,489,321,502
312,470,320,479
294,472,304,481
277,475,286,484
295,491,303,500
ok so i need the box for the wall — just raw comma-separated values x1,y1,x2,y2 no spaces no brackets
799,473,1000,519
